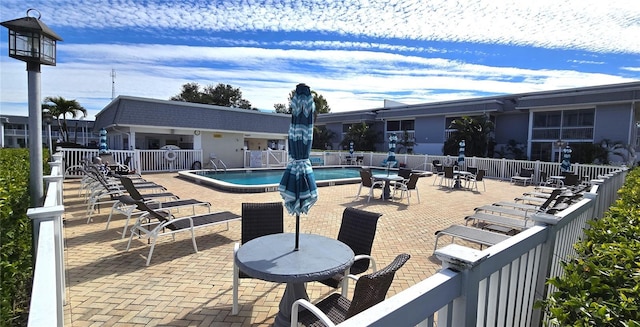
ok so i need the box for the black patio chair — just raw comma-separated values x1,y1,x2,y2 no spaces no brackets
354,169,384,202
231,202,284,315
394,173,421,204
292,253,411,326
316,207,382,297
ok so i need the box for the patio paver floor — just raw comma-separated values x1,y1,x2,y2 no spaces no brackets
63,172,536,326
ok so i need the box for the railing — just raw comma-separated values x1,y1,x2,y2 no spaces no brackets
60,148,623,182
335,168,627,327
26,153,66,327
60,148,203,177
242,149,288,168
309,151,622,182
35,149,626,326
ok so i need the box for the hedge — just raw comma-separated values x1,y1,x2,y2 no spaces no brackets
1,148,50,326
540,167,640,326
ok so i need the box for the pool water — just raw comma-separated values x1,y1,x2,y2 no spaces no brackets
180,167,390,192
194,167,389,185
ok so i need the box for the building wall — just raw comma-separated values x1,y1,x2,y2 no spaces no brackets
201,131,246,168
413,116,446,154
594,104,632,144
494,113,529,145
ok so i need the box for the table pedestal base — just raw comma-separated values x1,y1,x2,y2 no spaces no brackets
274,282,308,327
381,181,392,200
453,177,462,189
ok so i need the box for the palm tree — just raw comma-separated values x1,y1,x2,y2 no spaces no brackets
340,122,381,151
42,96,87,143
444,115,495,157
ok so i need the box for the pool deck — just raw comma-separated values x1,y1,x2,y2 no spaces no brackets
63,172,536,326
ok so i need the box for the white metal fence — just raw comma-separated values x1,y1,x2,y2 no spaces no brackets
26,153,66,327
60,148,623,182
336,168,627,327
310,151,623,182
30,150,626,326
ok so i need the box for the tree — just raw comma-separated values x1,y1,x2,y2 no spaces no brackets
312,126,336,150
274,89,331,121
396,130,417,154
170,82,255,110
340,122,380,151
597,139,635,166
443,115,495,157
494,139,527,160
273,103,287,114
42,96,87,143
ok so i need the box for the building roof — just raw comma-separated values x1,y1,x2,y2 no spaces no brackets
316,81,640,124
95,96,290,135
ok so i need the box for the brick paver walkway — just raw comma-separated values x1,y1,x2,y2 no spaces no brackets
63,172,535,326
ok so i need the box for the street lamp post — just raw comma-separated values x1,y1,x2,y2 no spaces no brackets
2,9,63,207
43,111,53,154
80,116,86,146
555,139,566,163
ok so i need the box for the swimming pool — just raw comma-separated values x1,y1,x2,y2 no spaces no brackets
178,167,389,193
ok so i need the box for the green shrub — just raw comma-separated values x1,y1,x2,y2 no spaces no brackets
540,167,640,326
0,149,34,326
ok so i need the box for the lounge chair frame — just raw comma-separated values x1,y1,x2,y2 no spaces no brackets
126,201,240,266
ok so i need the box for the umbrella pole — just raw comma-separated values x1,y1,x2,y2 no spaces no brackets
295,213,300,251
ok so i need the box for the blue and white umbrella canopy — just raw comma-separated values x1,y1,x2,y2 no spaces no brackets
387,133,397,165
278,83,318,250
349,141,354,156
458,140,466,165
561,145,572,172
99,128,108,154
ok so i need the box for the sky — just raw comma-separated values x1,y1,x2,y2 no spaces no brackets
1,0,639,120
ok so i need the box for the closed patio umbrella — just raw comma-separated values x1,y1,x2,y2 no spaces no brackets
349,141,354,156
387,133,397,167
454,140,465,188
278,83,318,251
99,128,108,154
561,145,572,172
458,140,465,166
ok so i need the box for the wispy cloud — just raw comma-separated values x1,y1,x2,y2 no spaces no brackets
3,0,638,53
1,0,639,117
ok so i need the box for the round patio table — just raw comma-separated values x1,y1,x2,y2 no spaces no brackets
235,233,354,327
373,173,404,199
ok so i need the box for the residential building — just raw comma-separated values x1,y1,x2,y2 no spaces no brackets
316,81,640,163
93,96,291,168
0,114,97,149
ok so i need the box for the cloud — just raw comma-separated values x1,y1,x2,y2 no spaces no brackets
2,0,639,53
1,0,639,118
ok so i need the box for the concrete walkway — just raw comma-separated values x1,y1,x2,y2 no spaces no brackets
63,172,536,326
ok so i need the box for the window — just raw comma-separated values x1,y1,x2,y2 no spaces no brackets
533,112,561,128
386,120,400,131
386,120,414,131
532,109,594,141
563,109,594,127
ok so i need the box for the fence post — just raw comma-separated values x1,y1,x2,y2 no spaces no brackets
434,244,489,326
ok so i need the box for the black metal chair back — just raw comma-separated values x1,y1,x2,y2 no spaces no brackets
239,202,284,278
345,253,411,319
359,169,375,188
317,207,382,289
398,168,412,180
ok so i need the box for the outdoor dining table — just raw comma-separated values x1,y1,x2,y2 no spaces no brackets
453,170,472,189
373,173,404,200
234,233,354,327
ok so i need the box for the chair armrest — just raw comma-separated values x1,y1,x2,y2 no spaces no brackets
290,298,336,327
353,254,377,272
345,274,360,282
